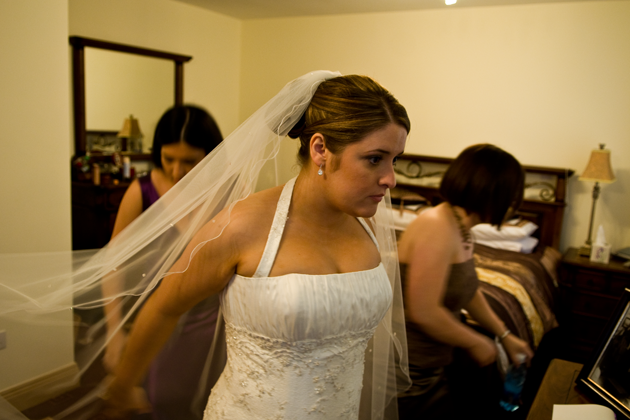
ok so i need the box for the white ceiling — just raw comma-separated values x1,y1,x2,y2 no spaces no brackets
173,0,615,20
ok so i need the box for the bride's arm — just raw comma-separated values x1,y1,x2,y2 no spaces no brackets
104,208,242,414
102,180,143,372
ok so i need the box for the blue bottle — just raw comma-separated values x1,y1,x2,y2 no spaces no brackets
500,353,527,412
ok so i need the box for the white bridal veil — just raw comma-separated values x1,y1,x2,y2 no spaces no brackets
0,70,410,420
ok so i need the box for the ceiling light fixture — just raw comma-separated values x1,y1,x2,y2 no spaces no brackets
446,0,457,4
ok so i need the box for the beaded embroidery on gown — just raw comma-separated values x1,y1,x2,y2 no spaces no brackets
203,177,393,420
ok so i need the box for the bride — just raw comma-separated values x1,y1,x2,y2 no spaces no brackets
1,71,410,420
106,72,410,419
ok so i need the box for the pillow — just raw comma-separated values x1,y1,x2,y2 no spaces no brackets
471,219,538,242
475,236,539,254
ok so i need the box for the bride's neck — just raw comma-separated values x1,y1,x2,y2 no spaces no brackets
291,171,350,229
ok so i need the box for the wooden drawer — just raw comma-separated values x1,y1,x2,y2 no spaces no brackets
558,248,630,363
564,313,608,346
567,291,618,319
72,182,130,250
573,269,608,293
610,275,630,296
565,268,630,297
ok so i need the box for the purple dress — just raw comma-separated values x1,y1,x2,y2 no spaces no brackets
139,174,160,212
139,174,222,420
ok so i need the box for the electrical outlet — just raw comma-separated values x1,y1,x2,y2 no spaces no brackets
0,330,6,350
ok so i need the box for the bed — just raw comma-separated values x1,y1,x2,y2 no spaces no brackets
390,153,574,350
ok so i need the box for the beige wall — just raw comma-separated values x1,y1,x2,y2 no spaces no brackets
241,1,630,252
0,0,242,396
0,0,74,393
69,0,242,139
0,1,72,254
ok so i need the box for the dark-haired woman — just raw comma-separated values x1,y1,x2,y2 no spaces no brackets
396,144,534,419
117,105,223,224
103,105,223,420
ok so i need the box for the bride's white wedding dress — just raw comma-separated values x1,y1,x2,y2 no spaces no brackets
203,177,393,419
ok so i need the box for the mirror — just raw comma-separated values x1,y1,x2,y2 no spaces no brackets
69,37,192,251
70,36,192,156
85,48,173,153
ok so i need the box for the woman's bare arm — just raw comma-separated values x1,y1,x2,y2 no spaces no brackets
401,208,497,366
465,290,534,365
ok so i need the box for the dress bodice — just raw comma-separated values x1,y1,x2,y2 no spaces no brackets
204,178,392,419
138,173,159,211
401,259,479,374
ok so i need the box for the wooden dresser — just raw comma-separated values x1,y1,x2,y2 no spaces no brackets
558,247,630,362
71,181,130,250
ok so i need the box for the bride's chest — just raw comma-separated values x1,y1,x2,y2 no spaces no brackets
220,267,392,342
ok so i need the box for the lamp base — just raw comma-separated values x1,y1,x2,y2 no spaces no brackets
578,244,592,257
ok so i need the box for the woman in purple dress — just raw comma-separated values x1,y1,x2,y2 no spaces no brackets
103,105,223,420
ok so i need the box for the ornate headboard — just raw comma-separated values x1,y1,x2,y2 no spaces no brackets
391,154,574,250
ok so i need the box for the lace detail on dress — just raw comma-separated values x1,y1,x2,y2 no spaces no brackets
203,178,393,419
204,323,375,419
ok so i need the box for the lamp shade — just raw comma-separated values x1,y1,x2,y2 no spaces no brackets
579,147,616,183
117,115,143,138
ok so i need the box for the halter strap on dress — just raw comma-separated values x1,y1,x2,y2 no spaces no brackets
253,177,380,278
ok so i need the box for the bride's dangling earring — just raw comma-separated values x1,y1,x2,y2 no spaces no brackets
318,164,323,176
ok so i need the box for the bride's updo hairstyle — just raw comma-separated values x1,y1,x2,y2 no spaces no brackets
439,143,525,227
287,75,410,165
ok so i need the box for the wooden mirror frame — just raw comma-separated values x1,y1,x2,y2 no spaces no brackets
69,36,192,156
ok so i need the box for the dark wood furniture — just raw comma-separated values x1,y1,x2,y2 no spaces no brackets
69,37,192,250
69,36,192,156
558,248,630,363
526,359,590,420
393,154,574,249
71,181,131,250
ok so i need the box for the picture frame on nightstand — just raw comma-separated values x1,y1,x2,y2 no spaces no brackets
577,287,630,419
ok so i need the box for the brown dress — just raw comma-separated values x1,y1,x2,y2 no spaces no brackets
397,260,479,419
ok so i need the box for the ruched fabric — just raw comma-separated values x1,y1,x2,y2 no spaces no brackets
204,178,392,419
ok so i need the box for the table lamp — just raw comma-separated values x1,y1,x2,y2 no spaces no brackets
578,144,616,257
117,115,143,152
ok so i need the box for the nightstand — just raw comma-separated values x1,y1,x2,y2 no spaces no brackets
558,247,630,362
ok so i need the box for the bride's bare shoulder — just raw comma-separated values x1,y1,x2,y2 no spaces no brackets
205,185,283,239
181,184,285,272
232,185,283,219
